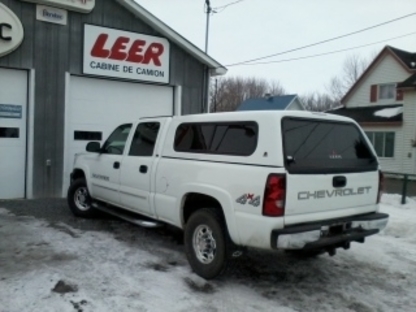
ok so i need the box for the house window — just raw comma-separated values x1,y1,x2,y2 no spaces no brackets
378,84,396,100
365,131,395,158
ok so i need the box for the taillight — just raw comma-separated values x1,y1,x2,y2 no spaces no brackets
377,170,384,204
263,174,286,217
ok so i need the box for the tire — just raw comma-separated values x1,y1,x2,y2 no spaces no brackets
67,178,97,218
184,208,230,280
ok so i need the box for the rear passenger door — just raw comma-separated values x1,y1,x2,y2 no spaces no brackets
119,120,162,216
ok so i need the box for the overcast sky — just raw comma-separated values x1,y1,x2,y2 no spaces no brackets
136,0,416,95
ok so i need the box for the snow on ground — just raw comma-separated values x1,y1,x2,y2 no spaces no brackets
373,106,403,118
1,194,416,312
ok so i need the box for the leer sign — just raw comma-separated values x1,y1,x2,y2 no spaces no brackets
0,3,24,58
20,0,94,13
83,25,170,84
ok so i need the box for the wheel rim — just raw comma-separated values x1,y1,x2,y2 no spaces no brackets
192,224,217,264
74,186,91,211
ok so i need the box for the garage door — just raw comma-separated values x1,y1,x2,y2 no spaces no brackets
0,68,27,199
63,76,173,195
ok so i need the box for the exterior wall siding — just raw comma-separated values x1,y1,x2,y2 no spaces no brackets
403,92,416,174
362,89,416,176
0,0,209,197
346,54,410,108
361,125,404,173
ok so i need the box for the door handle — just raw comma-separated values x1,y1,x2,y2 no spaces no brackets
113,161,120,169
333,176,346,188
139,165,148,174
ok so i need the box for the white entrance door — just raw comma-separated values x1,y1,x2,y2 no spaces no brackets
0,68,27,199
64,76,173,197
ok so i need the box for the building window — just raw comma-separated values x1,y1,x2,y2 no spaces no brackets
74,131,102,141
0,127,19,138
365,132,395,158
378,84,396,100
174,122,258,156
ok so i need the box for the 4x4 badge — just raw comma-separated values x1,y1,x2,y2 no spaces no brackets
236,194,261,207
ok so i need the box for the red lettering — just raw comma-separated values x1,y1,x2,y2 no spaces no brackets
109,36,129,61
90,34,110,58
143,43,164,66
126,39,146,63
91,34,164,66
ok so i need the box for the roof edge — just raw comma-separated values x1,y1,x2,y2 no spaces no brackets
341,46,412,104
118,0,228,76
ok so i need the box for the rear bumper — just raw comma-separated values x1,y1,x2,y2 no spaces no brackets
271,212,389,250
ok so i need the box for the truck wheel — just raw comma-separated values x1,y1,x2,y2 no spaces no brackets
185,208,229,280
67,178,96,218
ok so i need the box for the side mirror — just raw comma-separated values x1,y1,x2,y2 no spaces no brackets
86,142,101,153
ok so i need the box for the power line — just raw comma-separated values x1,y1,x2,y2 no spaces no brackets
226,11,416,66
230,32,416,66
213,0,245,13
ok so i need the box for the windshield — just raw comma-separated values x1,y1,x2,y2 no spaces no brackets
282,117,378,174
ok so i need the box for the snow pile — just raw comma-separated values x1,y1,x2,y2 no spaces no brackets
1,195,416,311
374,106,403,118
379,194,416,242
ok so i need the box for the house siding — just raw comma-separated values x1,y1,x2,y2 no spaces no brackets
404,92,416,174
286,99,304,110
361,125,404,173
346,54,410,108
0,0,209,197
362,89,416,175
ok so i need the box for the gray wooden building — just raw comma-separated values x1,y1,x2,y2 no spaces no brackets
0,0,227,199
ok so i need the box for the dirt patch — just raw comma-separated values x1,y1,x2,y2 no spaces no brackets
145,261,169,272
52,280,78,294
70,300,88,312
184,277,215,294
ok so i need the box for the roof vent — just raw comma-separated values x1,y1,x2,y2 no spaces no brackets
264,93,273,101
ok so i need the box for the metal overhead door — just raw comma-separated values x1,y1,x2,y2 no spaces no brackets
63,76,173,196
0,68,27,199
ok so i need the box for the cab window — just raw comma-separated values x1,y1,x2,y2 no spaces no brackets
101,124,132,155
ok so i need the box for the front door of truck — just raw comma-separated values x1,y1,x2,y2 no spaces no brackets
89,123,132,206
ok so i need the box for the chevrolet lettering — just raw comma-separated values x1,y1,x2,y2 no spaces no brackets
298,187,372,200
67,110,389,280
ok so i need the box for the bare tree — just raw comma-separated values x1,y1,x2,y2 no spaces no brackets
210,76,286,112
300,92,338,112
326,52,376,103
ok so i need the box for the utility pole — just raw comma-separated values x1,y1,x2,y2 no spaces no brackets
205,0,211,53
205,0,212,113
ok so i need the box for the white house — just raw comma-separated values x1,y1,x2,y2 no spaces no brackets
330,45,416,175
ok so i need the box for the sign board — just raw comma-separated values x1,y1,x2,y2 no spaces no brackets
0,104,22,119
83,24,170,84
36,5,67,25
20,0,94,13
0,3,24,58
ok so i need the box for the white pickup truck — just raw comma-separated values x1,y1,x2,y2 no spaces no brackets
67,110,389,279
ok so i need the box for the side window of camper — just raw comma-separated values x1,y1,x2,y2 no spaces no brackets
174,122,258,156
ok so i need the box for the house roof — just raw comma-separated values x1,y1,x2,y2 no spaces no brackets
397,73,416,88
389,46,416,70
237,94,299,111
115,0,227,76
341,45,416,104
328,104,403,124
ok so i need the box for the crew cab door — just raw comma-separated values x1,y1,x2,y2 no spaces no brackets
119,119,164,216
89,123,132,206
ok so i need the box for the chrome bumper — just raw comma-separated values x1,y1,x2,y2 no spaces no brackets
272,212,389,250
